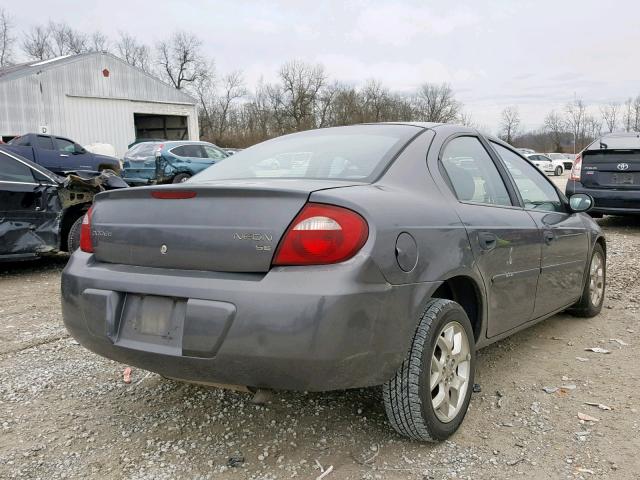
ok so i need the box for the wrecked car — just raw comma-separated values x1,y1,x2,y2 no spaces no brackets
0,149,127,261
122,141,228,185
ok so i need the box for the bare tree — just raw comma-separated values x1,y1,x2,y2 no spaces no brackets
65,29,88,55
543,110,566,151
193,74,216,139
0,8,15,66
216,71,246,140
89,31,109,53
584,115,602,141
361,79,390,122
634,95,640,132
457,109,479,128
623,98,634,132
157,31,209,90
22,25,52,60
415,83,460,123
565,97,588,149
600,102,619,133
47,21,82,56
277,60,326,131
500,106,521,144
116,32,151,72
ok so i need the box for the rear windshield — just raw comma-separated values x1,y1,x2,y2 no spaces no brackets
191,125,420,182
587,135,640,150
126,143,158,157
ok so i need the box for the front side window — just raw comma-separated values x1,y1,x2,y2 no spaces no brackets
203,145,227,159
491,143,563,212
191,125,418,182
0,153,35,183
440,136,512,206
56,137,75,152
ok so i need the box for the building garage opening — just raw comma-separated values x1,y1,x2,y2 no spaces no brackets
134,114,188,141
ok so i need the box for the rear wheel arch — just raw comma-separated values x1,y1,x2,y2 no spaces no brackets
431,275,483,342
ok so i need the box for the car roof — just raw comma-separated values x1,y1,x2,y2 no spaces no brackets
163,141,218,147
131,140,218,148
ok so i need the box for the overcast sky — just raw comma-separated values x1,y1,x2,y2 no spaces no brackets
11,0,640,131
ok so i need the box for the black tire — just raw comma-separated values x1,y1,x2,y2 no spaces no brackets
67,215,83,252
568,243,606,317
172,173,191,183
555,166,563,176
383,299,475,442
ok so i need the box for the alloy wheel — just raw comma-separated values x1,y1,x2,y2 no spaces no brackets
589,251,605,306
430,321,471,423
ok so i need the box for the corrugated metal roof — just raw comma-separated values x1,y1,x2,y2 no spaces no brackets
0,52,196,104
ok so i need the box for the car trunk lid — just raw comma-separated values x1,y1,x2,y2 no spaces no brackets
580,149,640,189
90,179,361,272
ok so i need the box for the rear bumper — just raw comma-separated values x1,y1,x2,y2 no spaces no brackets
566,181,640,214
61,252,436,391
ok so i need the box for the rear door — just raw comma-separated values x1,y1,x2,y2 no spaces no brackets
437,135,542,337
29,135,62,171
491,142,589,316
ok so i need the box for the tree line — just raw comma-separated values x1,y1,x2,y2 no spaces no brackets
500,97,640,154
1,8,640,150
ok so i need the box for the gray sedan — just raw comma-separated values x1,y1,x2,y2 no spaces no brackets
61,123,606,441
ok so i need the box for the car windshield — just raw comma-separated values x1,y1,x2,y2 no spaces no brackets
191,125,419,182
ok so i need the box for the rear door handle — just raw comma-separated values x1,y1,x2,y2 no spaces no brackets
478,231,497,251
543,230,555,245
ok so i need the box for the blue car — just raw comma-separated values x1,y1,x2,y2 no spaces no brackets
122,141,229,185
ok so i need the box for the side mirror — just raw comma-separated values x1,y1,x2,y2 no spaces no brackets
74,144,86,154
568,193,593,213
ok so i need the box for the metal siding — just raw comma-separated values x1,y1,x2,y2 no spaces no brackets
0,52,198,154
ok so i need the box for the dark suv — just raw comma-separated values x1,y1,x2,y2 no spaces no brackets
566,133,640,216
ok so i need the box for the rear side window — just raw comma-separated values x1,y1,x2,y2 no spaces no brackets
440,136,512,206
8,136,29,146
171,144,205,158
191,125,419,182
0,153,35,182
35,135,54,149
491,143,563,212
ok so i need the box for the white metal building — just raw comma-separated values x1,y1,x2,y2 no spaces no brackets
0,52,199,156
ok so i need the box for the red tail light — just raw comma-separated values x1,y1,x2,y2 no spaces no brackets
151,190,197,199
570,154,582,181
273,203,369,266
79,206,94,253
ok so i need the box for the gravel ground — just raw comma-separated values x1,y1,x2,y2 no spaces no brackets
1,173,639,479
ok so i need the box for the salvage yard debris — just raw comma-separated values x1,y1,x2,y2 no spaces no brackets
584,402,612,411
577,412,600,422
123,367,132,384
584,347,611,354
